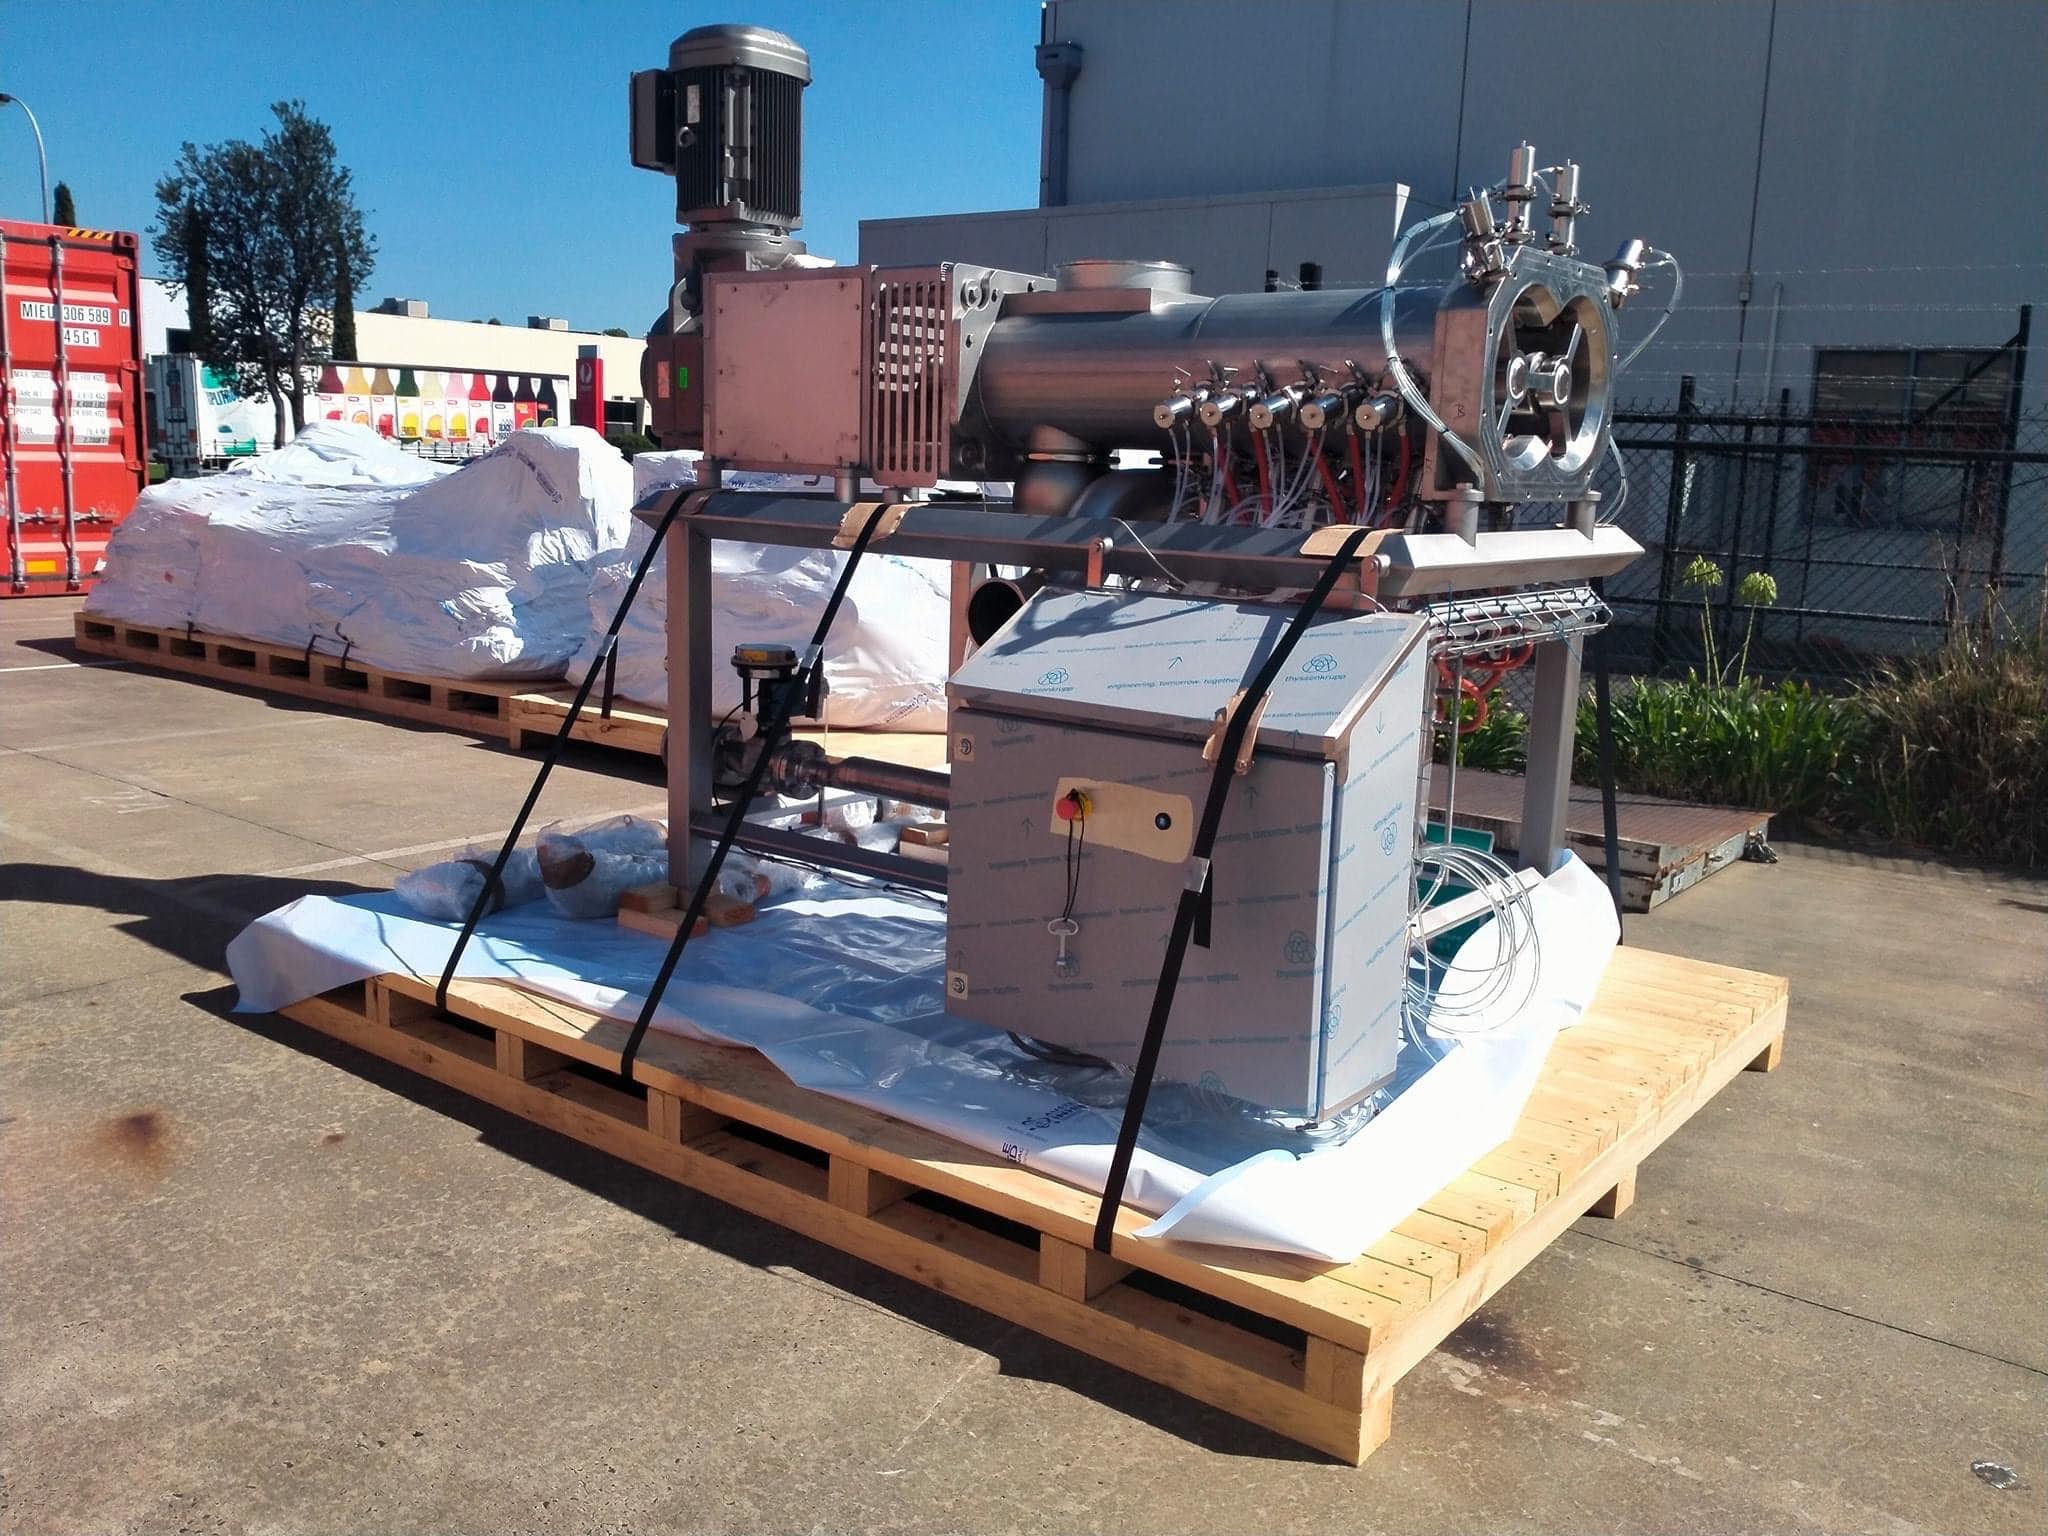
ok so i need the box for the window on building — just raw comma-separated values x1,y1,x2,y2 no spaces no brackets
1807,346,2014,531
1812,347,2012,423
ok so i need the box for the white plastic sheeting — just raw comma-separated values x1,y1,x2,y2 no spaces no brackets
566,450,953,730
87,423,633,679
227,855,1615,1261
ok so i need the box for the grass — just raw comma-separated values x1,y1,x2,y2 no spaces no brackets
1847,620,2047,866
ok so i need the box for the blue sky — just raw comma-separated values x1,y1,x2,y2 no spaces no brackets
0,0,1043,330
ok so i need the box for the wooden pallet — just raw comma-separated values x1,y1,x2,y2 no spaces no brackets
275,945,1787,1463
506,685,668,756
503,685,952,769
74,613,529,741
1430,765,1771,911
71,614,950,770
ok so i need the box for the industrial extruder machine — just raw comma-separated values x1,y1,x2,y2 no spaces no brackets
599,24,1667,1244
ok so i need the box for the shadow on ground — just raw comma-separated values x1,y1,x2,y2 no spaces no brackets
0,863,375,971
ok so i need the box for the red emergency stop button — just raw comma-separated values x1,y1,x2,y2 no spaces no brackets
1056,788,1090,822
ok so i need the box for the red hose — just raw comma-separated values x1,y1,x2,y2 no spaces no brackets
1432,662,1490,735
1317,453,1346,518
1346,430,1368,523
1252,433,1274,521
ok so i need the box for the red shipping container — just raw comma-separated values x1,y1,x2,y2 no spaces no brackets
0,220,148,596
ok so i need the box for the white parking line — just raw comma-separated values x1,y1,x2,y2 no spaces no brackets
259,802,667,876
0,660,122,673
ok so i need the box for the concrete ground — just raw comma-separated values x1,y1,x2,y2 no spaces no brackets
2,593,2042,1536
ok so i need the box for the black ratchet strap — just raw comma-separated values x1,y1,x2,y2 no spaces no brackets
614,507,888,1080
434,487,696,1010
1092,525,1377,1253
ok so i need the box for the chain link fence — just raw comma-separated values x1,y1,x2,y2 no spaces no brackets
1591,379,2046,682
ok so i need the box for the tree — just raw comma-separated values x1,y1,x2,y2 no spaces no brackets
52,181,76,226
151,102,375,446
331,236,357,362
602,327,629,337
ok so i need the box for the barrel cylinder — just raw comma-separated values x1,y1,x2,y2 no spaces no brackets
972,285,1444,452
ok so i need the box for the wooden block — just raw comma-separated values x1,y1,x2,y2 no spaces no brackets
618,905,708,941
894,840,950,867
1585,1164,1637,1219
827,1155,913,1216
496,1031,570,1081
647,1088,727,1144
1038,1235,1133,1302
1303,1336,1367,1410
1746,1032,1785,1072
703,891,756,928
899,822,950,847
618,881,679,914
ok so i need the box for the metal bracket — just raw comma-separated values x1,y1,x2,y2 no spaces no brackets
1299,524,1393,560
1300,523,1391,602
1085,535,1113,588
832,500,910,550
1201,688,1270,776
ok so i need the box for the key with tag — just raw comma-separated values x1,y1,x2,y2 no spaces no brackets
1047,916,1079,977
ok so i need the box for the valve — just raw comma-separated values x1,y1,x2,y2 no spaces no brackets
1297,390,1349,432
1247,385,1305,431
1353,392,1402,433
1604,238,1646,309
1547,160,1587,256
1152,391,1196,431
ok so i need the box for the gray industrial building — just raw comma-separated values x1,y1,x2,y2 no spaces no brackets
863,0,2047,668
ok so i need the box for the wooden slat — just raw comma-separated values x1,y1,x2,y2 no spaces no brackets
1390,1210,1490,1273
505,684,951,771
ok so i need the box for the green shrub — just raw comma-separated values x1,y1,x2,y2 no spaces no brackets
1428,606,2046,866
1431,689,1528,770
606,431,656,460
1848,621,2048,866
1573,675,1855,821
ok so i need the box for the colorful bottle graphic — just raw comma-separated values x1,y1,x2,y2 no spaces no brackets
419,371,445,439
395,367,422,439
444,372,468,440
370,366,397,436
343,365,371,427
512,375,538,430
469,370,494,440
316,363,346,421
491,373,516,437
535,376,560,427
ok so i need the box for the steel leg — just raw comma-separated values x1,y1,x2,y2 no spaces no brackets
666,519,715,891
1518,634,1582,873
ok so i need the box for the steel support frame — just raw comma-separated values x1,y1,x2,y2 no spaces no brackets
659,493,1642,887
